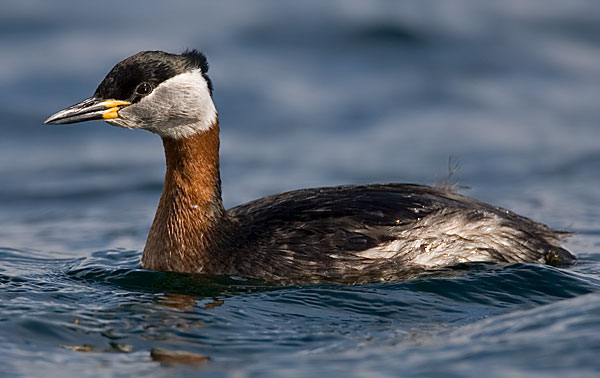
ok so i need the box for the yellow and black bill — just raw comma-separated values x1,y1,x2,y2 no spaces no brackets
44,97,131,125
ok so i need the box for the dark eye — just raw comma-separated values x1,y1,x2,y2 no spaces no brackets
135,82,153,95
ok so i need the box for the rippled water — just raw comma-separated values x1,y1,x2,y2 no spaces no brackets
2,248,599,376
2,1,600,377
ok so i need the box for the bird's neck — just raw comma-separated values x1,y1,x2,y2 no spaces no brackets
142,120,229,272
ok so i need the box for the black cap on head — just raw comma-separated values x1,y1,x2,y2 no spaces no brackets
94,50,213,104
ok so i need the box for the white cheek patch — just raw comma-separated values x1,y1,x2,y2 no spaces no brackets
120,69,217,139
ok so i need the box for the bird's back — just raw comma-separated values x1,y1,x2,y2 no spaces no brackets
226,184,574,283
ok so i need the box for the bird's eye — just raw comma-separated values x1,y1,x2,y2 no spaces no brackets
135,82,153,95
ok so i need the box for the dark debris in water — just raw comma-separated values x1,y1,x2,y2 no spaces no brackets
150,348,210,365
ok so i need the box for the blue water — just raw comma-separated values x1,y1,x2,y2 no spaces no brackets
1,1,600,377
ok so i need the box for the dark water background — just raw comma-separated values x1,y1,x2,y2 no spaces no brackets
1,1,600,377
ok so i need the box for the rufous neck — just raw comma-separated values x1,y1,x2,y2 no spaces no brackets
162,121,224,210
142,120,228,272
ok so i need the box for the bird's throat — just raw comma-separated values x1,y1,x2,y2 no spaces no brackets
142,120,227,272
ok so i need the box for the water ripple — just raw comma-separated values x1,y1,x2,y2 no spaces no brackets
0,246,598,376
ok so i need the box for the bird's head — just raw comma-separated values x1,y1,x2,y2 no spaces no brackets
44,50,217,139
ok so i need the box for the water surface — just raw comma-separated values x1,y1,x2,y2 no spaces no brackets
1,1,600,377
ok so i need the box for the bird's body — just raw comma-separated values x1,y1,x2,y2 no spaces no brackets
45,50,575,283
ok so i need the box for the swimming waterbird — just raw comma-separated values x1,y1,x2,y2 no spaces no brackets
44,50,575,283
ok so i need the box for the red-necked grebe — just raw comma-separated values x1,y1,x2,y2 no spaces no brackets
44,50,575,283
